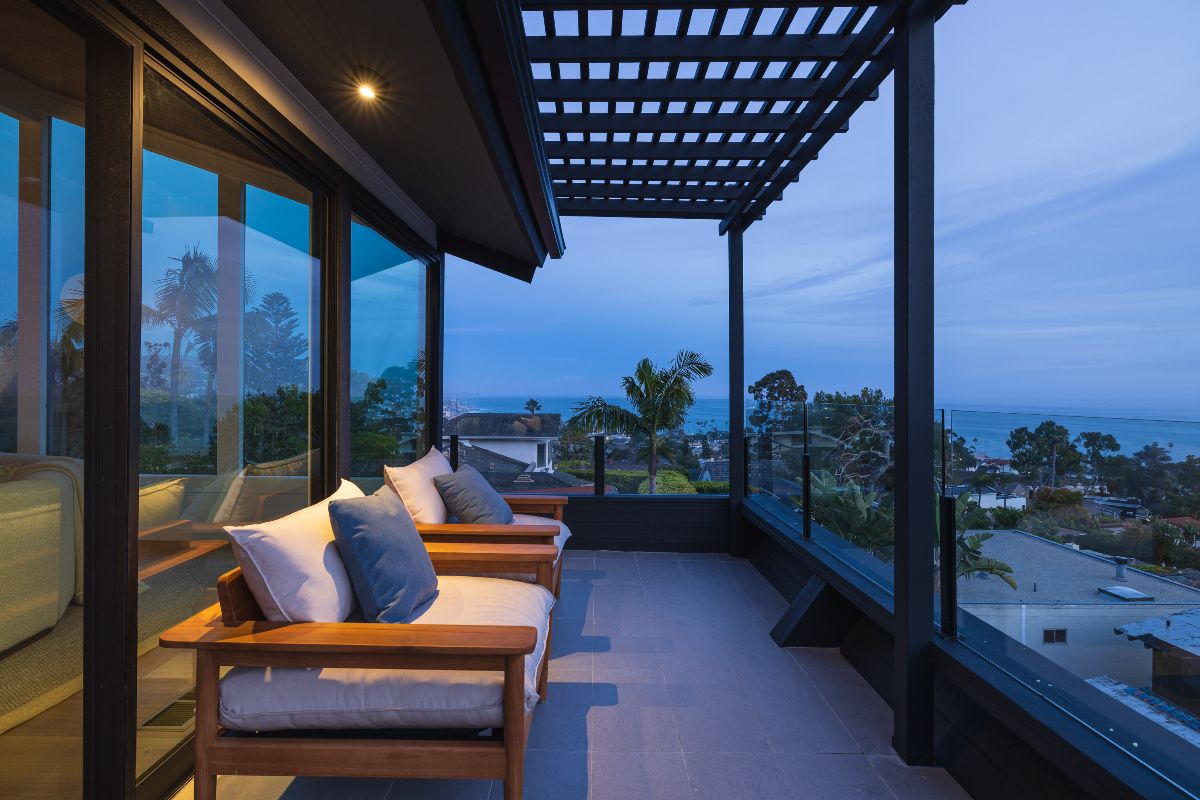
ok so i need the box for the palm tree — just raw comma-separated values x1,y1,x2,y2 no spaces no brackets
147,244,217,444
947,532,1017,589
566,349,712,493
524,398,542,414
968,468,994,505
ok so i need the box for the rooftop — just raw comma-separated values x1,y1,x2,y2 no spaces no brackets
960,529,1200,605
172,551,969,800
446,413,563,439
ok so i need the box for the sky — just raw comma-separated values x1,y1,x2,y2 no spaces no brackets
443,0,1200,420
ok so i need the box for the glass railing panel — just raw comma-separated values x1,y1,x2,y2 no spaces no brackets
808,401,897,589
949,409,1200,786
442,397,592,495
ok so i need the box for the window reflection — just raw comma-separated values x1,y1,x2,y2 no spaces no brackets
0,2,85,796
349,218,425,492
136,66,319,782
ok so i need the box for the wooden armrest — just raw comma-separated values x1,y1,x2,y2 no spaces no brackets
417,522,560,540
160,604,537,656
137,518,193,540
502,495,567,508
425,541,557,564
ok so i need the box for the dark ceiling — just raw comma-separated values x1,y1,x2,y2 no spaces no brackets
225,0,558,277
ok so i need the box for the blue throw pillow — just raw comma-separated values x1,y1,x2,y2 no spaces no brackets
433,465,514,525
328,487,438,623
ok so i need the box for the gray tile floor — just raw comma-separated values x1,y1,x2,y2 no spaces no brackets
174,551,970,800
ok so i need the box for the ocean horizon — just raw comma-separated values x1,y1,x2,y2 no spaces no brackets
445,395,1200,461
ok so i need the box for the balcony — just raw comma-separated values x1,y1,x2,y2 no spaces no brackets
168,550,967,800
0,0,1197,798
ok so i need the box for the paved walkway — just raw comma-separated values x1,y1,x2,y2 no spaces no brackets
175,551,970,800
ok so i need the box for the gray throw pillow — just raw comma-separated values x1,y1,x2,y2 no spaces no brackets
433,465,514,525
328,487,438,623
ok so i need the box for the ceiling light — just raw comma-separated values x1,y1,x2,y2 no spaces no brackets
357,83,377,100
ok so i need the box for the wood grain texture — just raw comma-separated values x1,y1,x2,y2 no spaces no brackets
160,605,537,657
206,738,507,779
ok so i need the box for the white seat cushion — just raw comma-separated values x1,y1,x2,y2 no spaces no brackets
384,448,452,524
218,576,554,732
511,514,570,554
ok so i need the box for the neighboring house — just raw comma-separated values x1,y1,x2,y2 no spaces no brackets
1084,495,1149,520
961,530,1200,716
456,443,588,493
1118,606,1200,720
444,412,561,472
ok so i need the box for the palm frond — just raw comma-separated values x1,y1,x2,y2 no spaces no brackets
565,396,641,436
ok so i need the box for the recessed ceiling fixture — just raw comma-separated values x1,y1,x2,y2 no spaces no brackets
352,68,386,101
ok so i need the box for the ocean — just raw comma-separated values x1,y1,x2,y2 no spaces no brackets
447,396,1200,461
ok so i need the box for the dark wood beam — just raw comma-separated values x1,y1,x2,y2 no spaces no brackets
727,223,746,556
545,139,777,160
522,1,874,9
722,2,901,233
535,77,877,102
527,33,868,62
892,0,936,767
549,162,782,182
541,111,847,134
553,181,746,201
555,197,730,218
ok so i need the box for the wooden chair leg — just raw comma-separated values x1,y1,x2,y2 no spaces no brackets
194,650,219,799
503,654,526,800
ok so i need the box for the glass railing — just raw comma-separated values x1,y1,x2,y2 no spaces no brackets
441,396,731,496
746,401,899,590
947,409,1200,790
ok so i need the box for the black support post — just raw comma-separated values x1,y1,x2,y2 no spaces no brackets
425,253,446,453
593,434,606,496
727,224,746,556
449,434,460,471
320,185,352,495
892,0,937,766
83,22,141,799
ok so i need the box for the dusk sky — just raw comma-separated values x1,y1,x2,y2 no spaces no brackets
443,1,1200,418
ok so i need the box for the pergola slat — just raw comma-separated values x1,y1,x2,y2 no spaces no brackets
555,197,732,219
551,163,789,183
527,33,868,63
534,77,877,102
518,0,962,230
721,3,903,231
541,111,847,134
522,1,871,9
544,139,779,160
553,182,747,201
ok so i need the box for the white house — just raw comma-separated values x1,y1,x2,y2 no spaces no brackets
443,412,561,472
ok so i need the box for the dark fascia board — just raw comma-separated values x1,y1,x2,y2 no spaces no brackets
424,0,564,271
439,229,538,283
933,638,1198,800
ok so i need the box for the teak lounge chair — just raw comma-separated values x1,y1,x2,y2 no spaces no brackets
415,494,569,596
160,541,559,800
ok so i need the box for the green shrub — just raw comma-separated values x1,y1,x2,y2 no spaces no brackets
1033,487,1083,508
638,471,695,494
693,480,730,494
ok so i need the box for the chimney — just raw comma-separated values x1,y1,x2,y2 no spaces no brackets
1114,556,1130,581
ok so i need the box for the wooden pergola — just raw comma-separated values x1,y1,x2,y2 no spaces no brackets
521,0,960,232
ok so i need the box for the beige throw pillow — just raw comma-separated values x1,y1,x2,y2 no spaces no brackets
383,447,452,524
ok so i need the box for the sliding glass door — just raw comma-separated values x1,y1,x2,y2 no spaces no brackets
0,1,86,796
135,65,320,784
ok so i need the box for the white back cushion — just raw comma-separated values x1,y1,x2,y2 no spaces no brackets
225,479,364,622
384,447,452,524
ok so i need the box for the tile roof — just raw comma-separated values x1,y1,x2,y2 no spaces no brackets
445,412,562,438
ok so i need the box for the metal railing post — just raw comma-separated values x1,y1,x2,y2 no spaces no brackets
802,404,812,539
593,434,605,496
939,493,958,639
449,434,459,471
743,435,752,493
